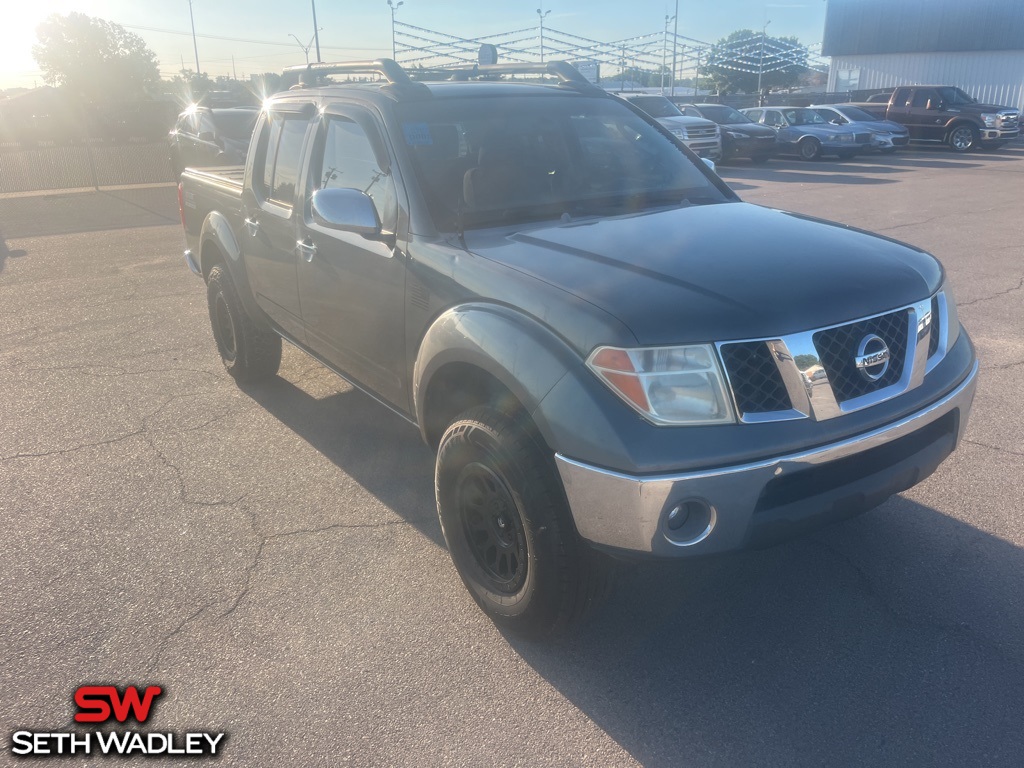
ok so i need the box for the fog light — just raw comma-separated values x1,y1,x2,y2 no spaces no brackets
663,498,716,546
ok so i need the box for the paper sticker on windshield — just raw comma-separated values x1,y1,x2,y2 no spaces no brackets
402,123,433,146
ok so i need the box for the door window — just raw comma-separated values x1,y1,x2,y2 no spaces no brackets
257,113,308,207
911,89,938,109
764,111,784,127
317,117,397,228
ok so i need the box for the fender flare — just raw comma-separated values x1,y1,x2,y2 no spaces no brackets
413,304,583,446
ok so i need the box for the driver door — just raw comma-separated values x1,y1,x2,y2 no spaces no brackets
296,109,408,408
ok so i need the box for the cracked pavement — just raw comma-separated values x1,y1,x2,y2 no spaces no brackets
2,146,1024,767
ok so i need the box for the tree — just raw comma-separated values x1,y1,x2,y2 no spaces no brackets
33,13,160,101
705,29,809,95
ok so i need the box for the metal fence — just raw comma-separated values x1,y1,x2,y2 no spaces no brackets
0,141,172,194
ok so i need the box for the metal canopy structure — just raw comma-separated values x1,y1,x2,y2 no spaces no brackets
392,20,828,87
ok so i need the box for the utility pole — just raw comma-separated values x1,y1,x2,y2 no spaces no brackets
232,54,237,80
757,18,771,106
670,0,679,97
387,0,404,60
311,0,322,63
188,0,201,74
289,32,320,65
661,14,675,94
537,7,551,62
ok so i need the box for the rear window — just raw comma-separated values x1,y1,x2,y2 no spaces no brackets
213,111,259,141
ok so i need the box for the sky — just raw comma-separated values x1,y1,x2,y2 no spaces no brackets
0,0,828,91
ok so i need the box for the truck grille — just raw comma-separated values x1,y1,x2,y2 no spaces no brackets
720,342,790,414
999,112,1019,131
854,133,871,144
684,126,718,140
813,310,909,402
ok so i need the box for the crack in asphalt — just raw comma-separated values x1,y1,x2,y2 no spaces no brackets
0,428,145,461
962,438,1024,459
147,601,217,675
957,276,1024,308
981,358,1024,372
22,363,220,380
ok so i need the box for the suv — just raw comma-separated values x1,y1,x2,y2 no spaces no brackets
617,94,722,160
178,60,977,636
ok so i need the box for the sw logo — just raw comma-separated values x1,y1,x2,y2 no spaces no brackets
9,684,226,758
74,685,163,723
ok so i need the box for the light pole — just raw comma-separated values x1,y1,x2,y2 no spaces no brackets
757,19,771,106
387,0,404,60
289,31,321,65
670,0,679,97
537,8,551,62
661,14,675,94
187,0,200,74
311,0,322,63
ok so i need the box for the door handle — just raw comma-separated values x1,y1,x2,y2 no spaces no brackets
296,238,317,263
243,217,260,237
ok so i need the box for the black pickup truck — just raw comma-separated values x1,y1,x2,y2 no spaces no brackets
179,60,978,636
856,85,1020,152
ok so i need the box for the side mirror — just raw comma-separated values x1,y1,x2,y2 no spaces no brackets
701,157,716,173
830,118,843,125
198,131,216,142
311,187,383,238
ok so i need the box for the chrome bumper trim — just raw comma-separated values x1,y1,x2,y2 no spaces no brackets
184,248,201,276
555,360,978,556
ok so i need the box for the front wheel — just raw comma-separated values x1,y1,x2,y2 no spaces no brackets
206,265,282,382
435,406,610,637
947,124,978,152
798,137,822,160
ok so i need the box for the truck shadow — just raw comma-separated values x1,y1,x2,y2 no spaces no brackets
239,373,444,548
506,496,1024,766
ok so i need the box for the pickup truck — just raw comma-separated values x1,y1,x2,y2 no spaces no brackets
179,60,978,636
856,85,1020,152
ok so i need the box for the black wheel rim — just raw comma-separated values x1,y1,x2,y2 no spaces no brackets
455,462,528,594
213,293,237,362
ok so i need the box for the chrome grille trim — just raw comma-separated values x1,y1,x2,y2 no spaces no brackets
715,295,947,424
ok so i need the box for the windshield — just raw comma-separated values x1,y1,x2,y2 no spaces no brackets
782,108,828,126
936,87,976,105
834,106,878,122
396,94,726,231
625,96,683,118
696,105,751,125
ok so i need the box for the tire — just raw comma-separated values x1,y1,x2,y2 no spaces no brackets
837,150,858,160
206,265,282,381
435,406,611,637
947,124,978,152
798,137,822,160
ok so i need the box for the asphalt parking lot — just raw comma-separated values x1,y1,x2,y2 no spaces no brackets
2,145,1023,767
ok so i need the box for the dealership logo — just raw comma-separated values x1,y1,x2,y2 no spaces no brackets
9,685,226,758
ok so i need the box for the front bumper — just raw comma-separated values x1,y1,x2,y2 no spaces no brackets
725,135,777,158
871,134,910,149
555,359,978,558
982,128,1019,141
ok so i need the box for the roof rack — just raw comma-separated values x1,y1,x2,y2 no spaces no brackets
441,61,599,90
282,59,414,87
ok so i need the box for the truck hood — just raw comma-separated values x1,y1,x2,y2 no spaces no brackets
657,116,718,131
464,202,942,345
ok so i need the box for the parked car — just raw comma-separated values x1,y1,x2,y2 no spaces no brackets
679,103,777,163
741,106,873,160
179,60,977,636
811,104,910,153
852,85,1020,152
168,105,259,178
617,94,722,160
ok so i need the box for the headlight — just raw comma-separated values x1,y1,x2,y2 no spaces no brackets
725,130,746,139
981,113,998,128
671,128,687,139
586,345,736,425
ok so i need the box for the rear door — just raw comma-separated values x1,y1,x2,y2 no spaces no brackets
295,106,408,407
240,107,313,340
904,88,945,140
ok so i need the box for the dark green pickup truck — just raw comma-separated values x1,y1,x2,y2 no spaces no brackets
179,60,978,636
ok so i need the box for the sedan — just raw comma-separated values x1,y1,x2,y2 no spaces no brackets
679,103,777,163
740,107,873,160
810,104,910,153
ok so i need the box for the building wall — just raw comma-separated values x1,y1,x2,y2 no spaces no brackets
827,50,1024,110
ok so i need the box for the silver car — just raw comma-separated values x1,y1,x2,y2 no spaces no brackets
619,94,722,160
811,104,911,153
